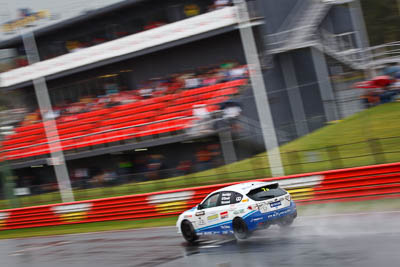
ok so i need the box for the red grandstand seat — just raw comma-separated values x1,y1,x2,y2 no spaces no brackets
205,96,229,105
108,103,162,119
2,133,42,146
102,118,149,129
153,94,175,103
156,110,192,121
207,105,220,112
113,101,142,111
163,103,194,114
75,109,109,119
85,132,108,146
61,139,78,151
181,84,220,97
221,79,247,88
212,87,239,97
134,102,164,113
22,143,50,158
102,111,156,126
9,126,44,138
173,95,199,105
144,117,193,136
57,124,93,136
2,141,35,150
14,122,44,133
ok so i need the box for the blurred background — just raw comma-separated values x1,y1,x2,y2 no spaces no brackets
0,0,399,209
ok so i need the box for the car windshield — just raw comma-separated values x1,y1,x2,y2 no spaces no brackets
247,183,286,201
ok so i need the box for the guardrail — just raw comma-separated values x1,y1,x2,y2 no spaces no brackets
1,162,399,230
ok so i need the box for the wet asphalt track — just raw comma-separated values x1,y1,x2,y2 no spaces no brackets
1,211,400,267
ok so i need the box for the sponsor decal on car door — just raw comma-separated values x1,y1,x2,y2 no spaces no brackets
195,210,206,226
220,211,228,219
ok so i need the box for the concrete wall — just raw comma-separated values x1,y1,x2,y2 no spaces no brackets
255,0,300,33
323,4,355,34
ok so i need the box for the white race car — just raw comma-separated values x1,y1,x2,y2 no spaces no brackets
177,181,297,242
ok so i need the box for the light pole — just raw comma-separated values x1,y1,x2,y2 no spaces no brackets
233,0,285,177
0,126,19,208
21,31,74,203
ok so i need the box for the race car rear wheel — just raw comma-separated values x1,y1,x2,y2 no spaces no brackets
181,220,198,243
233,217,251,240
278,216,294,228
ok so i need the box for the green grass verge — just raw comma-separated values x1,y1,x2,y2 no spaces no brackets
1,198,400,239
2,103,400,209
0,216,178,239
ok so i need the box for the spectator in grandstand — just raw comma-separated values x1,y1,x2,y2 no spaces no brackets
104,82,119,95
184,73,201,89
221,98,242,132
66,40,84,53
221,99,242,120
73,167,90,189
176,160,193,176
21,111,40,126
139,83,154,99
16,55,28,67
151,78,168,96
144,21,166,30
117,160,134,183
196,147,212,171
166,74,184,94
209,0,233,10
91,170,105,186
103,169,118,185
229,64,248,80
43,109,60,120
201,70,219,87
220,60,236,70
146,154,163,180
392,72,400,93
191,104,213,135
208,143,223,167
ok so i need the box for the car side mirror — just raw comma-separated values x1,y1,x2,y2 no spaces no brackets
198,204,204,210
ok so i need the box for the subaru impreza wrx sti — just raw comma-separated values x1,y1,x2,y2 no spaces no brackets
176,181,297,242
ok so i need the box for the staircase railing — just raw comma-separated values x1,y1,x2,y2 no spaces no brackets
266,0,332,52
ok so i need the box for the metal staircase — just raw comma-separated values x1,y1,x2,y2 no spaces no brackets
317,30,366,70
267,0,333,54
264,0,373,70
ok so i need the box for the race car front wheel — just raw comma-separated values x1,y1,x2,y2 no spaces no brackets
181,220,198,243
233,217,251,240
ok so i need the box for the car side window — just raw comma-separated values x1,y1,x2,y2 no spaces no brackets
201,193,220,209
231,192,243,204
220,191,234,206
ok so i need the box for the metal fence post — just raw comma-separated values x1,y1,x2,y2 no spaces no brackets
327,145,343,169
368,138,386,164
287,151,303,174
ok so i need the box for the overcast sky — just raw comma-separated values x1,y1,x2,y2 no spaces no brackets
0,0,124,21
0,0,124,40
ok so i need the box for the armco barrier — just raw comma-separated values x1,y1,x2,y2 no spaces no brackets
1,162,400,230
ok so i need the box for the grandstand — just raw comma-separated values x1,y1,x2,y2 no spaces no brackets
0,0,369,198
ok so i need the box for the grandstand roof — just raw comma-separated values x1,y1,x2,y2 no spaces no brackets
0,7,240,90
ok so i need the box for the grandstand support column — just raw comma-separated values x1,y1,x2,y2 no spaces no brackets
218,129,237,165
349,0,377,78
280,53,310,137
21,32,74,203
310,47,339,122
233,0,284,177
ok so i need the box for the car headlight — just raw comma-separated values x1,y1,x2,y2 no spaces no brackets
285,194,291,201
